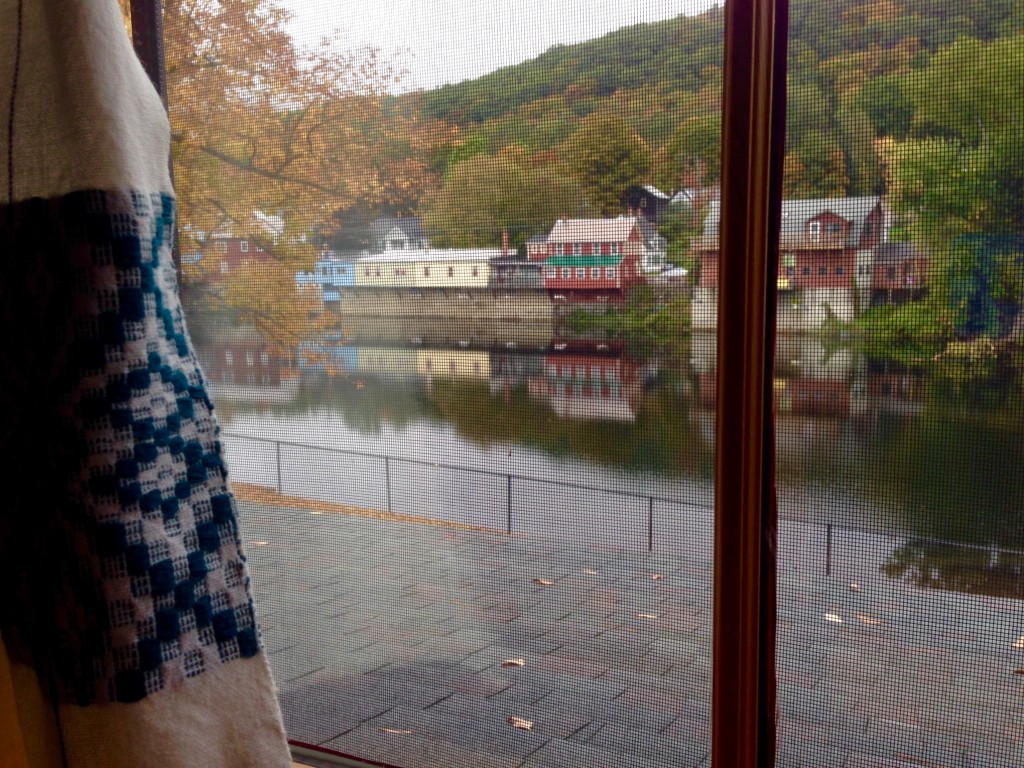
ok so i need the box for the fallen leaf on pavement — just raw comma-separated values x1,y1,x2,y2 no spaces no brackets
824,613,844,624
501,658,526,668
1013,635,1024,650
849,583,862,592
855,613,882,626
253,541,269,547
651,574,665,581
584,569,599,575
638,613,658,619
380,728,413,735
508,716,533,731
1012,668,1024,676
532,578,554,586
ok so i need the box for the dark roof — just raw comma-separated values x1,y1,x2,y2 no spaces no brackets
696,196,881,250
527,234,548,244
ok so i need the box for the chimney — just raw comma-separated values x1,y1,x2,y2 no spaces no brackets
502,229,509,258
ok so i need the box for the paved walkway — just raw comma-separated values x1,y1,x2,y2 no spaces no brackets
239,502,1024,768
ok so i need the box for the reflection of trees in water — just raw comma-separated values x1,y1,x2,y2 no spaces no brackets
884,540,1024,600
865,380,1024,550
427,377,712,477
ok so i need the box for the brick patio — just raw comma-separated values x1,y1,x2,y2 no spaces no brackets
240,502,1024,768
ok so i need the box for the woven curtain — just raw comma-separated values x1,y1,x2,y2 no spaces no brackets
0,2,291,766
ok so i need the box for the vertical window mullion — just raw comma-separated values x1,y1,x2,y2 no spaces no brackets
714,0,788,766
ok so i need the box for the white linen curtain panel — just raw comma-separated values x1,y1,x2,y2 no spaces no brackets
0,2,291,766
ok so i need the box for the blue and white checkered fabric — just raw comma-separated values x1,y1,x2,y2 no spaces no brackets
0,189,260,705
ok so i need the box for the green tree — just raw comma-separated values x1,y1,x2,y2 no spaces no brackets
658,201,701,271
884,35,1024,334
665,112,721,187
561,113,652,215
419,146,582,248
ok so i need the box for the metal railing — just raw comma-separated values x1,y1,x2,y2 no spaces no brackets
222,431,698,553
221,431,1024,585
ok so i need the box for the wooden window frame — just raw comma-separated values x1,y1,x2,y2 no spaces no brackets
127,1,789,767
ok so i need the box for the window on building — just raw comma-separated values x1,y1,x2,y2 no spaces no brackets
240,240,249,253
224,350,233,365
591,268,601,279
561,267,570,279
605,267,617,279
471,267,478,277
423,266,430,277
260,353,269,366
447,266,454,277
575,267,585,279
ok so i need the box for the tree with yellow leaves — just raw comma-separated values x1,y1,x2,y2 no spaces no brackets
124,0,441,347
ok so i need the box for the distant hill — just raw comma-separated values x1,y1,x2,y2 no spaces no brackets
409,0,1021,200
420,0,1018,127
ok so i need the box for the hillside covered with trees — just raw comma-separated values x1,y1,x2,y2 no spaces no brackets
150,0,1023,345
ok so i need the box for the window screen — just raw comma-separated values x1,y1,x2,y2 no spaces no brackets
161,0,1024,766
773,3,1024,767
169,1,719,766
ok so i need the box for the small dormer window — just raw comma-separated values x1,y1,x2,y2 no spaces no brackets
808,221,821,239
240,241,249,253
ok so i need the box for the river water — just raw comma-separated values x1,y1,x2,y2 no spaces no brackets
194,324,1024,598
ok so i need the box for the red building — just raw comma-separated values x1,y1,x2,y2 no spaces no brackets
543,217,644,299
871,242,928,305
695,197,884,290
201,235,271,281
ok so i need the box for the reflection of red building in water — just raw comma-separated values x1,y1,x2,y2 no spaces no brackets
529,350,640,422
201,339,283,387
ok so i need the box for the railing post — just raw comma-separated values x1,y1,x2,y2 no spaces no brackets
384,456,392,514
826,523,833,577
276,440,282,495
506,474,512,535
647,497,654,553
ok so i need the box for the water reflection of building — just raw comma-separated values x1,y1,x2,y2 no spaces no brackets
416,349,491,379
198,333,298,404
526,349,642,422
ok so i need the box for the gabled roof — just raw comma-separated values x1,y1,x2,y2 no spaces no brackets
670,185,720,207
548,217,639,244
696,196,881,250
527,234,548,244
370,216,427,243
641,185,670,199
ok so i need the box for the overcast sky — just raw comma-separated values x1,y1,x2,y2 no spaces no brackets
280,0,716,91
